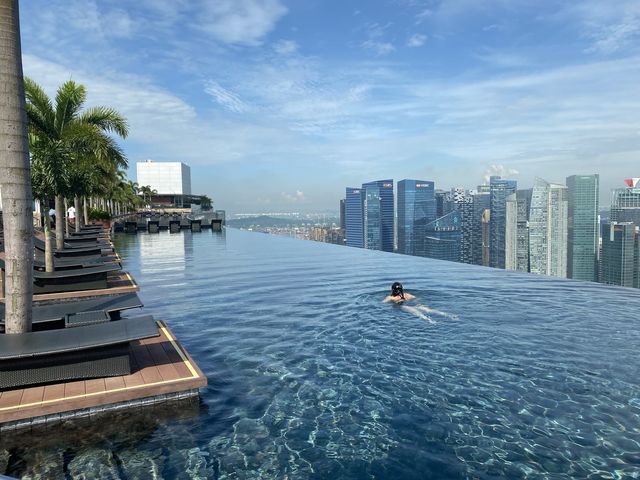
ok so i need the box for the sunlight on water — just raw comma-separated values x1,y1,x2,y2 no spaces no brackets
4,228,640,479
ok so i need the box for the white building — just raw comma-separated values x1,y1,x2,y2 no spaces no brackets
529,177,568,277
136,160,191,195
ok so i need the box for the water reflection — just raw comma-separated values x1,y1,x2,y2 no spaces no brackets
2,397,203,478
6,229,640,479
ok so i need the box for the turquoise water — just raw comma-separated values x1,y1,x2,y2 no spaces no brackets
4,228,640,478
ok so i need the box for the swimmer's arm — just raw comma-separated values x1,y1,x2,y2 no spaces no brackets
383,296,393,303
404,293,416,300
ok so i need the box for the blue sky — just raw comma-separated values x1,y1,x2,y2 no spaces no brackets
20,0,640,213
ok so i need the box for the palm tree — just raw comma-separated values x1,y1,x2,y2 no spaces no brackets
0,0,33,333
200,195,213,211
139,185,157,206
30,139,69,271
24,78,128,239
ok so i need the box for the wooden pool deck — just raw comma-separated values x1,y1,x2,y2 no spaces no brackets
0,320,207,431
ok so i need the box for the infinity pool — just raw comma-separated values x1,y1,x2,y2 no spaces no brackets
4,228,640,478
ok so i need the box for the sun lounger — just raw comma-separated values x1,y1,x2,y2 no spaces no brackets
0,315,159,388
0,293,143,332
0,258,120,294
33,256,121,272
50,235,112,248
66,223,107,236
34,238,102,257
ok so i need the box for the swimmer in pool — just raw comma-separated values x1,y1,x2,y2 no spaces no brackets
384,282,457,323
383,282,416,303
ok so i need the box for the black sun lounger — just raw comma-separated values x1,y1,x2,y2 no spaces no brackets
51,235,113,250
33,255,121,272
0,258,120,294
0,315,159,389
32,264,121,294
64,234,101,243
34,238,102,257
0,293,143,332
67,222,104,233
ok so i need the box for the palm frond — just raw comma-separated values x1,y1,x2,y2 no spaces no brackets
55,80,87,133
24,77,56,137
78,107,129,138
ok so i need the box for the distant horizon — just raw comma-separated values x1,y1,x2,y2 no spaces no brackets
21,1,640,213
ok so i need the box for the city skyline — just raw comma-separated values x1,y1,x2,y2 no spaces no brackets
337,175,639,289
19,1,640,213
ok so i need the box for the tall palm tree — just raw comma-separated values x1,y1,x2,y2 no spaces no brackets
200,195,213,211
30,139,69,271
139,185,157,206
24,78,128,239
0,0,33,333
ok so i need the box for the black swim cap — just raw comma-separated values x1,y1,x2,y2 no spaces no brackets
391,282,403,296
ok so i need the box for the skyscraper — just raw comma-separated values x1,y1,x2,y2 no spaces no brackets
529,178,568,277
515,189,532,272
460,196,475,264
435,190,447,218
424,210,462,262
566,175,599,282
600,222,636,287
362,180,394,252
489,176,517,269
472,192,491,266
481,209,491,266
505,193,518,270
339,199,346,231
397,179,436,256
610,178,640,226
345,187,363,248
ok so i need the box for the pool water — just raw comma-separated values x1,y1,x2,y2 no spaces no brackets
4,228,640,479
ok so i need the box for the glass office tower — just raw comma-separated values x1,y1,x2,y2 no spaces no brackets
600,222,636,287
345,187,364,248
610,178,640,226
472,192,491,266
424,210,462,262
362,180,394,252
566,175,599,281
397,179,436,256
489,176,517,269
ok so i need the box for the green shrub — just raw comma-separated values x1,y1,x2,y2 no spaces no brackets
88,208,112,221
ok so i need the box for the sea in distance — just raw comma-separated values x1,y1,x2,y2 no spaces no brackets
3,228,640,479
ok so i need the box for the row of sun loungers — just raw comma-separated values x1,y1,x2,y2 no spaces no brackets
0,229,119,294
0,223,161,390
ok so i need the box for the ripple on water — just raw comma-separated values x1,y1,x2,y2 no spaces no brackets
4,229,640,479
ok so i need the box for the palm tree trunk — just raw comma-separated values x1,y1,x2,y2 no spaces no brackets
74,196,81,232
0,0,33,333
83,196,89,226
43,203,54,272
64,197,69,236
55,194,64,249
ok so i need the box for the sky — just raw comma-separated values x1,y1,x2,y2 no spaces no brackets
20,0,640,213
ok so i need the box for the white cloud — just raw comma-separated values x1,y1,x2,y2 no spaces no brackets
553,1,640,54
361,23,396,56
204,81,250,113
362,40,395,56
407,34,426,47
483,164,520,183
197,0,288,46
415,8,432,24
281,190,305,202
273,39,299,55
